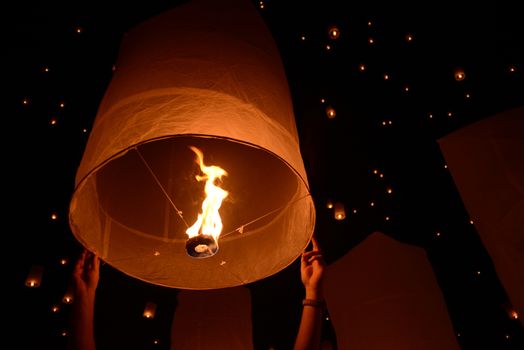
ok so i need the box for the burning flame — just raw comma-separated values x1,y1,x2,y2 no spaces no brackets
186,146,228,241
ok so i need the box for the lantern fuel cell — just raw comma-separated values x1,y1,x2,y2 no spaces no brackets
68,0,315,289
186,235,218,258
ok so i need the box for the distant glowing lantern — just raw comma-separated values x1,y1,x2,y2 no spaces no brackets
62,285,74,304
326,106,336,119
25,265,43,288
454,68,466,81
328,26,340,39
143,301,157,319
68,0,315,289
334,202,346,220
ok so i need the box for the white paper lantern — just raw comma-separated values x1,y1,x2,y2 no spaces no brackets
171,287,252,349
325,232,460,350
438,106,524,326
68,0,314,289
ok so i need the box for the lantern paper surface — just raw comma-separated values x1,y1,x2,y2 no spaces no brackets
438,106,524,326
324,232,459,350
68,0,314,289
171,287,252,349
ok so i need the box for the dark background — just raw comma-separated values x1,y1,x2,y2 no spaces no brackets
8,0,523,349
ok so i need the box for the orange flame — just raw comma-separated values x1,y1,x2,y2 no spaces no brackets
186,146,228,241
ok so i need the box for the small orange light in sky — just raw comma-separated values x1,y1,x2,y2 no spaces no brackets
326,106,336,119
328,26,340,39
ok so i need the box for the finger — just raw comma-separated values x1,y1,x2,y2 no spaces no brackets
301,251,309,264
301,258,309,272
92,254,100,272
308,254,325,265
303,250,322,260
75,250,86,270
73,250,86,280
311,236,321,252
86,251,99,271
301,250,316,266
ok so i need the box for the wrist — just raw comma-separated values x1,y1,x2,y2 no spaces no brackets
75,294,96,309
305,288,323,301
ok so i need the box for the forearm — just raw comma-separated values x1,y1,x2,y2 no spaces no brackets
294,288,323,350
68,296,96,350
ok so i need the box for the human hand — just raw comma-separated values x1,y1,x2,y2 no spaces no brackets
72,249,100,303
300,236,326,300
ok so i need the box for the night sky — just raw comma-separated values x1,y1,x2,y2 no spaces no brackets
9,0,523,349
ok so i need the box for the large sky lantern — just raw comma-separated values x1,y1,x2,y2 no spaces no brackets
68,0,315,289
438,106,524,326
325,232,460,349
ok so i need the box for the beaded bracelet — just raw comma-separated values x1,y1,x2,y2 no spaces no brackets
302,298,325,308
